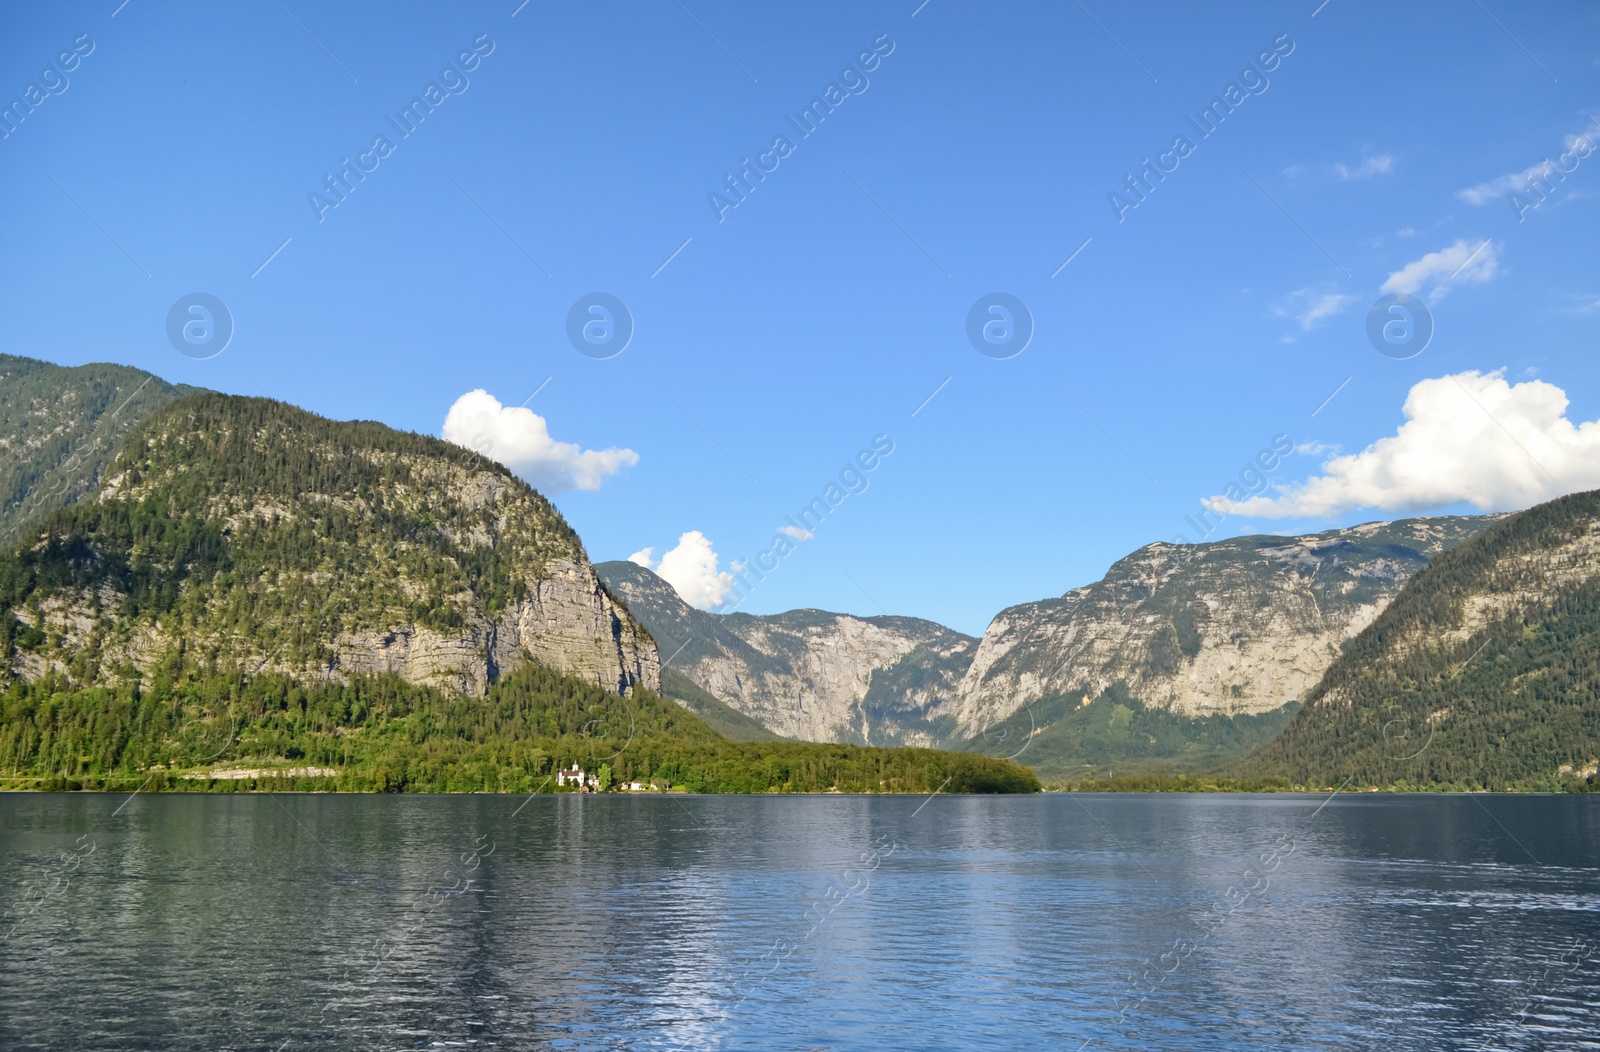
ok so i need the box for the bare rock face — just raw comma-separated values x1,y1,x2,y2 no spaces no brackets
326,560,657,696
493,558,659,695
684,613,966,744
596,561,972,745
943,516,1498,737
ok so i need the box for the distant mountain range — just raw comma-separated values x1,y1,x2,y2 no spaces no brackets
4,353,1597,790
601,518,1498,777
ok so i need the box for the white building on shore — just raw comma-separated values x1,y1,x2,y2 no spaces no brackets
556,764,596,790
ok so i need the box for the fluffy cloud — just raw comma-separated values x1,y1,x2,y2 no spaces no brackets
1207,370,1600,518
778,525,812,542
629,531,735,610
1335,154,1393,180
1380,238,1500,299
442,390,637,492
1457,122,1599,205
1275,287,1358,332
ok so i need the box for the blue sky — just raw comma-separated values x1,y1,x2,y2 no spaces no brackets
3,0,1599,635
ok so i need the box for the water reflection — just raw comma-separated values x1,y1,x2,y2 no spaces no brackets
0,793,1595,1051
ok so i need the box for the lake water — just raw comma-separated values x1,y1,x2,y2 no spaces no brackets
1,792,1597,1051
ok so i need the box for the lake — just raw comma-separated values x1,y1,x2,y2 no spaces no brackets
1,792,1597,1050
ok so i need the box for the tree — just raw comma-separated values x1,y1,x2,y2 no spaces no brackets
597,762,614,792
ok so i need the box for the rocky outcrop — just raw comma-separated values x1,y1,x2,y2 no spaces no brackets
689,612,970,744
331,558,657,695
945,516,1497,736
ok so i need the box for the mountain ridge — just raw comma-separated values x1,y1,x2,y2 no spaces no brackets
0,353,202,546
948,515,1499,739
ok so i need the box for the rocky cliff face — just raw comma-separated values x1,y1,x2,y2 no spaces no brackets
599,519,1498,750
322,556,656,696
597,560,972,745
4,394,657,697
945,517,1497,737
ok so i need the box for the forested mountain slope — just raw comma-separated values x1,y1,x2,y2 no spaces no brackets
1242,490,1600,789
1,393,657,697
0,353,199,545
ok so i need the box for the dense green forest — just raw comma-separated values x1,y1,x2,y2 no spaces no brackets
1241,491,1600,791
0,660,1039,794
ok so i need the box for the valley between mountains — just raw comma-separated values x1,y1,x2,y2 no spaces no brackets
4,353,1599,790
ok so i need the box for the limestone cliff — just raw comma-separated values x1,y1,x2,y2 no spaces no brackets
945,517,1496,737
596,560,971,745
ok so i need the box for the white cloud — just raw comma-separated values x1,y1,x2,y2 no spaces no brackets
1456,158,1563,205
1275,287,1358,332
1335,154,1393,180
1206,370,1600,518
1380,238,1500,299
778,525,812,542
634,531,734,610
1396,227,1419,238
442,390,638,492
1457,126,1599,205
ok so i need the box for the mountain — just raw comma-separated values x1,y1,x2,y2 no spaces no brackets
948,516,1497,744
596,560,976,746
2,393,657,697
0,384,1039,795
0,354,201,546
1241,490,1600,790
597,518,1500,769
